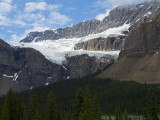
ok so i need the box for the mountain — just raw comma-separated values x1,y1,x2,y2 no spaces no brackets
20,20,101,43
20,1,160,43
0,39,114,95
1,0,160,94
97,15,160,84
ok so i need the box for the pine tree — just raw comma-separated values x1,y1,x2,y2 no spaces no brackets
46,91,57,120
123,109,129,120
2,89,23,120
149,94,158,120
29,91,40,120
72,89,85,120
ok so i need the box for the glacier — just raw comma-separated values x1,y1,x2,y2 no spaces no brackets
9,24,130,65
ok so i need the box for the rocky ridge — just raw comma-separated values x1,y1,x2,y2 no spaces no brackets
20,1,160,43
74,35,126,51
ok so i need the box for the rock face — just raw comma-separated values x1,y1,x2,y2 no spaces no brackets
0,39,67,95
62,54,114,79
119,15,160,58
74,36,126,51
95,1,160,32
20,20,100,43
97,15,160,84
20,1,160,43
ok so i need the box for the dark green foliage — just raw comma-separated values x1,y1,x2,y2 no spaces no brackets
57,110,63,120
32,108,41,120
108,115,112,120
149,94,158,120
0,79,160,120
46,91,57,120
143,107,150,120
72,89,84,120
1,89,23,120
29,91,40,120
72,86,101,120
123,109,129,120
15,78,160,117
115,106,122,120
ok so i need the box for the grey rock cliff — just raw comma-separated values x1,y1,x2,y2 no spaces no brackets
62,54,114,79
74,36,126,51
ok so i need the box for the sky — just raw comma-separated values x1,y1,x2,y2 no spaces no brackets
0,0,147,42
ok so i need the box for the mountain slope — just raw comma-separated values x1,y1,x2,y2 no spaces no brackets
0,39,115,95
0,39,67,94
97,15,160,84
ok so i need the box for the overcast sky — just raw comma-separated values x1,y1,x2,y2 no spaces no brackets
0,0,147,42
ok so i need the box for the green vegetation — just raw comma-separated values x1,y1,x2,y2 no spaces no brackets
0,78,160,120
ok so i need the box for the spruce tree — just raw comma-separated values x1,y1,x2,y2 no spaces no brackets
115,106,122,120
79,86,101,120
108,115,112,120
32,108,41,120
149,94,158,120
123,109,129,120
29,91,40,120
2,89,23,120
115,106,119,120
72,86,101,120
72,89,85,120
143,107,150,120
46,91,57,120
57,110,63,120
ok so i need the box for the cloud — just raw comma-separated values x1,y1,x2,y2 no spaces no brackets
25,2,61,13
19,1,71,26
0,0,73,42
95,0,146,8
48,12,72,25
0,0,12,15
147,0,160,1
95,9,110,21
25,2,47,13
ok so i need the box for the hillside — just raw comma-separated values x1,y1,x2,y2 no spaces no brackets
98,15,160,84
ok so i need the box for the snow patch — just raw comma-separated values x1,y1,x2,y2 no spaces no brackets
45,82,49,86
3,74,13,78
144,11,152,17
12,71,21,84
140,5,144,8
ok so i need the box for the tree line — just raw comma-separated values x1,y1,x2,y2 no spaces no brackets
0,86,159,120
